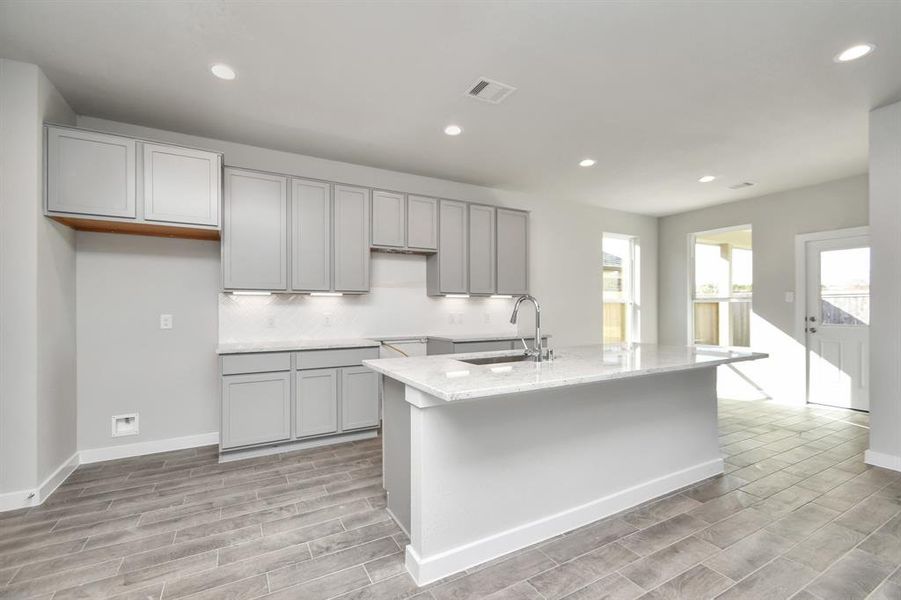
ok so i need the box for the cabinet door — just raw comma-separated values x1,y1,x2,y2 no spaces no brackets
333,185,371,292
407,195,438,251
291,178,331,291
142,143,221,226
223,169,288,290
437,200,469,294
371,190,405,248
296,368,338,437
454,340,514,353
340,366,380,430
496,208,529,295
468,204,496,295
46,127,136,218
221,372,291,449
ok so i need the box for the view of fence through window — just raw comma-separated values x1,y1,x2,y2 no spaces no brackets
692,228,752,347
820,247,870,325
603,234,637,343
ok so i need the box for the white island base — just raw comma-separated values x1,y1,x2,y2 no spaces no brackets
381,367,723,586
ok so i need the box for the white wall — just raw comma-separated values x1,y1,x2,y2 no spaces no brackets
658,174,868,404
0,59,76,500
868,101,901,471
73,116,657,449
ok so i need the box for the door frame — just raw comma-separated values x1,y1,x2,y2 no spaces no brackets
793,225,869,405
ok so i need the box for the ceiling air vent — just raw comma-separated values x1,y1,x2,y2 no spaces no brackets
729,182,755,190
466,77,516,104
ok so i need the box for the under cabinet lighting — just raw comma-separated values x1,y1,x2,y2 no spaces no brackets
490,295,513,299
231,291,271,296
310,292,344,297
445,294,470,299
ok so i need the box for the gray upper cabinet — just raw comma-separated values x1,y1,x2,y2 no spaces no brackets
47,127,137,218
296,368,339,437
223,168,288,291
427,199,468,295
371,190,405,248
221,372,291,449
291,178,332,292
340,367,380,430
407,195,438,251
142,143,221,226
333,185,371,292
468,204,497,295
497,208,529,295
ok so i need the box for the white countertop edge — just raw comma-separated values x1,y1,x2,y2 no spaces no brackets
217,338,381,354
363,347,768,402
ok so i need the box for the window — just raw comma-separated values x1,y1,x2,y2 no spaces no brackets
603,234,639,343
691,227,752,347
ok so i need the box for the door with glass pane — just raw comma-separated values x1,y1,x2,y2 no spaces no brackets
805,235,869,410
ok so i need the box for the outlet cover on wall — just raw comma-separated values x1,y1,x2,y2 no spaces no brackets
112,413,139,437
159,314,173,329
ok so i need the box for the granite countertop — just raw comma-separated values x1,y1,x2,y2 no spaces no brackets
217,338,381,354
363,343,768,402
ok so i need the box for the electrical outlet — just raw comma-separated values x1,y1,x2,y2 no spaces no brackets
266,316,276,328
323,312,333,327
159,314,173,329
483,313,491,324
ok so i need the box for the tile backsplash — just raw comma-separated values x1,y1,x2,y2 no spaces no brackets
219,253,518,342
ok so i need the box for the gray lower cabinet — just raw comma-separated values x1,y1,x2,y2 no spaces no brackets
292,178,332,292
497,208,529,295
221,372,291,449
371,190,406,248
407,195,438,251
46,127,137,219
296,368,339,437
341,367,380,430
334,185,371,292
469,204,497,295
223,168,289,290
427,199,468,295
427,337,549,355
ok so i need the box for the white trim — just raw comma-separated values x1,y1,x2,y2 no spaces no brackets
403,457,724,586
865,449,901,472
218,431,377,463
79,431,219,465
0,451,80,512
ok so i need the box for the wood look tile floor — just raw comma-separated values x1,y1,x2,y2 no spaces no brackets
1,398,899,600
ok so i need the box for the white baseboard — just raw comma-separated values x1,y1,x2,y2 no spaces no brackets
405,457,724,586
865,449,901,472
79,431,219,464
0,451,79,513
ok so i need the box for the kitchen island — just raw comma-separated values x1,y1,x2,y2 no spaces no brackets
363,343,766,585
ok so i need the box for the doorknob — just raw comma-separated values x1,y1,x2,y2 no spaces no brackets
808,327,817,333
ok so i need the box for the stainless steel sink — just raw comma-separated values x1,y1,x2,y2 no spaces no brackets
458,354,534,366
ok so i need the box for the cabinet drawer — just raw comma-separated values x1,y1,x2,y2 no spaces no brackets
295,347,379,370
221,352,291,375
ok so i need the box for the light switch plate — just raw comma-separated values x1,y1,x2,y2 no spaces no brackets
784,292,794,303
159,314,173,329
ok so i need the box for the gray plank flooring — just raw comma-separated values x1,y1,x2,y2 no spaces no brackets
0,397,898,599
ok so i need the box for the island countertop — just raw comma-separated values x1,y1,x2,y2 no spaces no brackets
363,343,767,402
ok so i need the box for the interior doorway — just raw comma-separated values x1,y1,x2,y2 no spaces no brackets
797,227,870,411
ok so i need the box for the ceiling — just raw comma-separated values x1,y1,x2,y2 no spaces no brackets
1,1,899,216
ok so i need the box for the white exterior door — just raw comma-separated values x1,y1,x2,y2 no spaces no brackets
804,234,870,410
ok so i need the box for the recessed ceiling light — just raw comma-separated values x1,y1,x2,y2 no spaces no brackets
698,175,716,183
210,63,237,80
579,159,596,167
835,44,875,63
444,124,462,136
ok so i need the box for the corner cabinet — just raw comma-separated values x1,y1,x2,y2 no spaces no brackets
45,125,222,239
222,169,288,291
219,346,380,454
